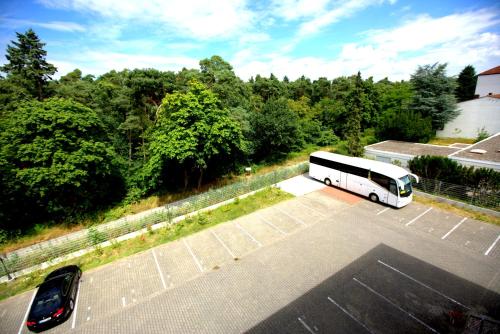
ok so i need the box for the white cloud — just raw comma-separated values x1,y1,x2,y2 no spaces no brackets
271,0,330,21
38,0,254,40
232,9,500,81
1,18,85,32
297,0,392,37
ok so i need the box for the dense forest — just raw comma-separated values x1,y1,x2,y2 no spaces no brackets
0,29,471,233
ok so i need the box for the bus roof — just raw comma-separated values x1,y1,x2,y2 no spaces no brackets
310,151,409,178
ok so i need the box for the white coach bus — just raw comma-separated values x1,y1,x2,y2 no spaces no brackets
309,151,419,208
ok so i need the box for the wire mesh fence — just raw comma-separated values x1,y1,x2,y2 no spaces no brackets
414,177,500,210
0,162,309,278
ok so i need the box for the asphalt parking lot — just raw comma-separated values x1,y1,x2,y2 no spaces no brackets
1,177,499,334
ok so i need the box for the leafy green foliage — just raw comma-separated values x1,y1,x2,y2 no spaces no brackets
410,63,458,131
144,80,244,191
408,155,500,189
250,97,304,160
376,110,434,142
455,65,477,102
345,72,364,156
0,29,56,100
0,98,124,230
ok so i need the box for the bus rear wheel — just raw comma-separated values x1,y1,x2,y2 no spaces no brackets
324,178,332,186
369,193,379,202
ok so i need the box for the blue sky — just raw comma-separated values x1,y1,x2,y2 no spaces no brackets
1,0,499,81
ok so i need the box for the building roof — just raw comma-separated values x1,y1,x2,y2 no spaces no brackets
365,141,460,157
479,65,500,76
451,133,500,163
365,134,500,165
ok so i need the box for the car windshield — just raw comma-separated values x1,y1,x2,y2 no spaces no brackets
398,175,412,198
31,285,62,317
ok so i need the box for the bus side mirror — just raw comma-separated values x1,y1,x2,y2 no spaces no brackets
409,173,419,183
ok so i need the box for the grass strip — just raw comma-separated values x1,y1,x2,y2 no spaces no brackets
0,187,293,302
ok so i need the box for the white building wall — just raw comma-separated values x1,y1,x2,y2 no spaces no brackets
437,98,500,138
475,74,500,97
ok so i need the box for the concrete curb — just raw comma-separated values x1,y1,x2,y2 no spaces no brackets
414,190,500,217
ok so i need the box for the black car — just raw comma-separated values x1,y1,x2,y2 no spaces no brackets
26,265,82,332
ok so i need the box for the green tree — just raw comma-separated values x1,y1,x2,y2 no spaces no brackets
0,29,56,100
0,98,124,230
345,72,364,156
410,63,458,131
455,65,477,102
145,80,244,190
376,110,434,142
250,97,303,160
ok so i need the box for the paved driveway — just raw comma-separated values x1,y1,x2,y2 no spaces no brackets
1,184,499,334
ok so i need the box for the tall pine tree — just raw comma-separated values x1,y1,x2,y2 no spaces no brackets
345,72,364,157
0,29,56,100
455,65,477,102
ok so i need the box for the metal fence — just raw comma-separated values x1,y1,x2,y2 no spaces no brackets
414,177,500,211
0,162,309,278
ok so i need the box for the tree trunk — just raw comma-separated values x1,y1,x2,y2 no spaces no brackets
197,168,204,190
183,169,189,190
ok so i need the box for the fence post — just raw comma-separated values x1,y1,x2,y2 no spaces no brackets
0,253,12,280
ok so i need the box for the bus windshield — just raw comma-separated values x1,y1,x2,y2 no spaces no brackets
398,175,412,197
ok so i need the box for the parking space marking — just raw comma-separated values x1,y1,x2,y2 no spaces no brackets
121,297,126,307
297,316,316,334
296,201,326,217
183,238,204,273
353,277,439,333
327,296,375,334
71,284,81,329
441,218,467,240
18,290,37,334
376,207,390,216
257,213,287,235
234,222,262,247
405,207,433,226
152,248,167,290
275,207,307,226
485,235,500,256
377,260,469,309
211,230,236,259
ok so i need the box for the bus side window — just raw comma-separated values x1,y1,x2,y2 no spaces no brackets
389,179,398,196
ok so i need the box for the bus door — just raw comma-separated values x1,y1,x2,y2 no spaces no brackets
388,179,399,206
331,169,341,187
340,171,347,189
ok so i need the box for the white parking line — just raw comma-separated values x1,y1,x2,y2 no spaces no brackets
377,260,469,309
441,218,467,240
234,222,262,247
151,248,167,290
121,297,126,307
376,207,390,216
275,207,306,226
485,235,500,256
297,316,316,334
296,201,326,217
405,207,433,226
18,290,37,334
257,213,287,235
183,239,204,273
71,284,81,329
211,230,236,259
327,297,375,334
353,277,439,333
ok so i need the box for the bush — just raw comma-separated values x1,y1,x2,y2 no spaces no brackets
376,110,434,143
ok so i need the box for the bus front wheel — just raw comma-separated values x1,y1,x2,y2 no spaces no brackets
369,193,379,202
324,178,332,186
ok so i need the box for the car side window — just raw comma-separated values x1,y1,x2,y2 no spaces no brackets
62,275,73,296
